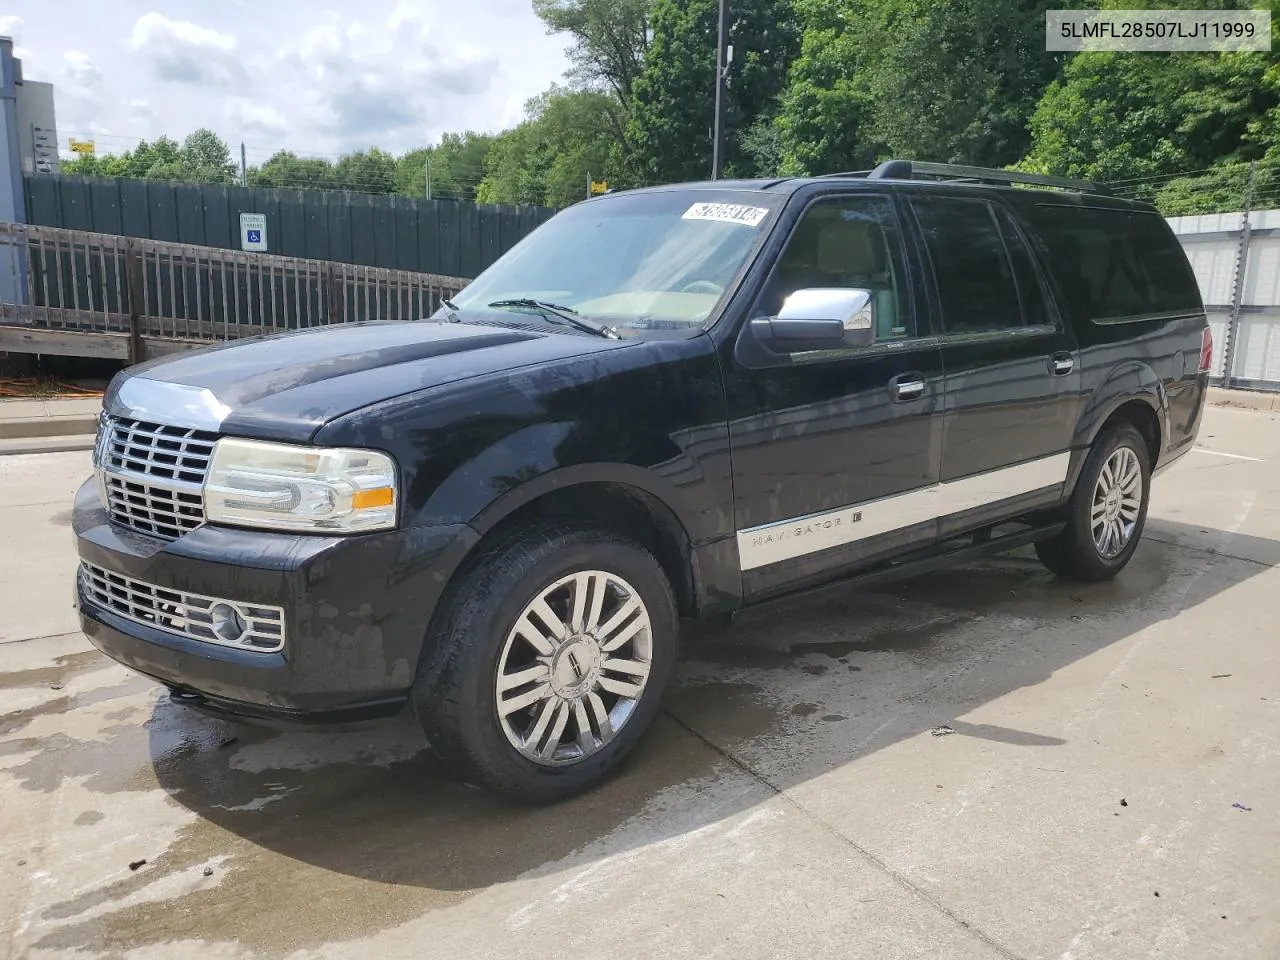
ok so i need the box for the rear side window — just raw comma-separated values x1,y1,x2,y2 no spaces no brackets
911,197,1023,335
1020,205,1202,324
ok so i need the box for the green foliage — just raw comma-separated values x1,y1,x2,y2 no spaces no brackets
330,148,397,194
1024,50,1277,184
774,0,879,175
477,87,625,206
249,151,336,190
1153,162,1280,216
627,0,800,184
63,131,236,183
1022,0,1280,214
776,0,1063,176
534,0,652,102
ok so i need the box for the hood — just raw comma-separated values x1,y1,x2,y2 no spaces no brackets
105,320,632,442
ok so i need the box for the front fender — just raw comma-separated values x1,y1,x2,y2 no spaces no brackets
465,461,704,539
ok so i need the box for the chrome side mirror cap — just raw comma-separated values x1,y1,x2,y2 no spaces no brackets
752,288,875,353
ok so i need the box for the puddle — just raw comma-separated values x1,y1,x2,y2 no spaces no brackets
0,650,110,691
25,681,787,957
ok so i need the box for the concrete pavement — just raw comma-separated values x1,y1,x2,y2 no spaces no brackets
1,405,1278,960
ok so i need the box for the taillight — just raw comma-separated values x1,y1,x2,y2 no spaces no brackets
1199,326,1213,373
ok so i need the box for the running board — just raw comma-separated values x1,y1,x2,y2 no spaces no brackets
742,521,1065,618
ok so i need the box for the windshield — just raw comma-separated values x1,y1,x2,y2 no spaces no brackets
449,190,780,330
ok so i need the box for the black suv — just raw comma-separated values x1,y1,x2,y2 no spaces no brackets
74,160,1210,802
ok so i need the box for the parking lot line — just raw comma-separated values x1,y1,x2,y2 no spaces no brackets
1190,447,1264,461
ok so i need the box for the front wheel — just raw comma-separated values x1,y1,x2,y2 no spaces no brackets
413,524,679,803
1035,422,1151,582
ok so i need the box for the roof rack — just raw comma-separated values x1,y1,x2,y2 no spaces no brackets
820,160,1106,195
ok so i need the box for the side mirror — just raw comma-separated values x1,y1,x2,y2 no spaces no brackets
750,288,875,353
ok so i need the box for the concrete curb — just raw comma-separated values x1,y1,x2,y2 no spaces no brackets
0,435,96,456
0,397,102,446
0,415,100,440
1207,387,1280,412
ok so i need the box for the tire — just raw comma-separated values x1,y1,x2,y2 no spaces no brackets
412,522,679,804
1035,422,1151,582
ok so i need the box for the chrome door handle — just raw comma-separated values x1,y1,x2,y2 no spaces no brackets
892,379,926,401
1051,354,1074,375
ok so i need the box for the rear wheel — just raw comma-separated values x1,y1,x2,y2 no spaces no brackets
1035,422,1151,582
413,523,678,803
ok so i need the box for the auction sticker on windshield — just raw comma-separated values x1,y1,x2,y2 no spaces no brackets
682,203,770,227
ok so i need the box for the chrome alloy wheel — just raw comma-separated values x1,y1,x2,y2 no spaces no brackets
495,570,653,766
1091,445,1143,560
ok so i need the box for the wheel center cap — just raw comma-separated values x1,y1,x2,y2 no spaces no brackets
1104,489,1121,519
549,636,602,698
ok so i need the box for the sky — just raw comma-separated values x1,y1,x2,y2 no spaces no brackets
0,1,574,164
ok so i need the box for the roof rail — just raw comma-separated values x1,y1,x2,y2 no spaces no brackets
861,160,1106,195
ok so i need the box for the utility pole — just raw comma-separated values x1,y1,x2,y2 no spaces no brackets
1222,160,1258,386
424,155,431,200
711,0,730,180
240,142,247,187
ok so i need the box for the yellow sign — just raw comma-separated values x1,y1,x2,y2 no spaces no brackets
68,138,96,155
590,180,609,196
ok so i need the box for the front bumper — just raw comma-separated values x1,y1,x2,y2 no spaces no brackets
72,478,477,720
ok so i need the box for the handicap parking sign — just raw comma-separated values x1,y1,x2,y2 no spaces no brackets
240,213,268,252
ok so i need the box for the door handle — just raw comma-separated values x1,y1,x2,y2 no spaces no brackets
889,373,926,402
1051,353,1075,376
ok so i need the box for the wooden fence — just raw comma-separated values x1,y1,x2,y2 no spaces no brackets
0,222,469,362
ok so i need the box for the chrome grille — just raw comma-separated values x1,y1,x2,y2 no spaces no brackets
104,474,205,540
103,416,217,485
98,415,218,540
79,562,285,652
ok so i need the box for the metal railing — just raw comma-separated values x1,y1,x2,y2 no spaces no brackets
0,222,469,361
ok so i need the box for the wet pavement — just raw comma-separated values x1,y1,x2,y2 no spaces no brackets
3,405,1279,959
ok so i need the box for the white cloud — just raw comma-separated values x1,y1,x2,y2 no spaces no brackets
0,15,22,40
129,13,246,89
62,51,102,87
17,0,572,158
126,99,157,125
224,99,290,139
275,8,500,150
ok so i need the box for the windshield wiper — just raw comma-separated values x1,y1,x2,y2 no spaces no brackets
487,298,620,340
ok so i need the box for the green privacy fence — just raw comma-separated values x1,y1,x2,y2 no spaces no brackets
22,175,557,280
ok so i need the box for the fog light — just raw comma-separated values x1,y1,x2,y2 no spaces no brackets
210,602,248,644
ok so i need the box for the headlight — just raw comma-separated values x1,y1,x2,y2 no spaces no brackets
204,438,398,533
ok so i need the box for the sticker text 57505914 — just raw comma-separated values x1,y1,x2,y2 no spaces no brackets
682,203,770,228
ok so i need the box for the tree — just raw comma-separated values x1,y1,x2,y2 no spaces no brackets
1023,50,1276,185
776,0,1062,176
627,0,800,185
774,0,880,175
249,151,336,190
534,0,653,103
63,131,237,183
477,87,624,207
332,148,397,194
179,128,237,182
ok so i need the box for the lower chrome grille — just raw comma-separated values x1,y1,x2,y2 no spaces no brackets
104,474,205,540
79,562,286,652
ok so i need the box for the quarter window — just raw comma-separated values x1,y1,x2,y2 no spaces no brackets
1020,204,1202,324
